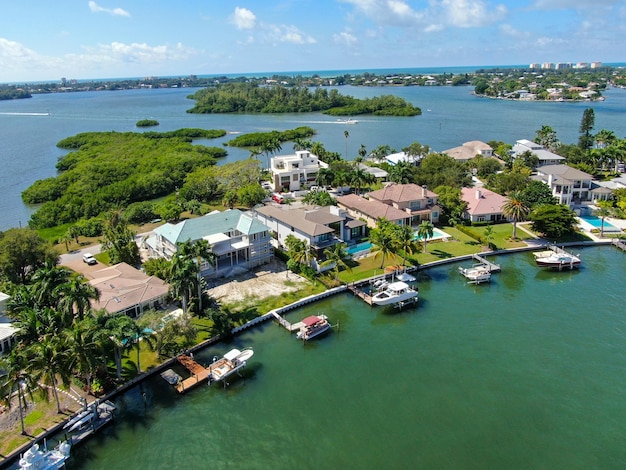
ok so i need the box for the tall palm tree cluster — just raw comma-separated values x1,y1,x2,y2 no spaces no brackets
368,218,424,268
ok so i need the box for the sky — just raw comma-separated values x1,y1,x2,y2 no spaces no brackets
1,0,625,83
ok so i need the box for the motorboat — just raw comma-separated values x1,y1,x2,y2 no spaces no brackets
458,265,492,283
337,118,358,124
208,348,254,386
296,315,330,341
371,281,418,306
533,250,581,269
396,272,416,282
19,441,71,470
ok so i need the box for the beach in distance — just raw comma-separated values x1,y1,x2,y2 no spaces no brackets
2,76,626,231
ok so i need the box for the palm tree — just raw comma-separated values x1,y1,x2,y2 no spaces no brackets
483,225,495,250
320,243,351,281
174,239,215,313
502,191,530,240
392,224,419,267
30,261,72,309
369,219,396,269
0,350,35,434
58,275,100,321
285,235,310,266
169,249,197,314
417,220,434,253
594,202,612,238
65,316,105,394
27,335,71,413
104,314,138,381
344,130,350,159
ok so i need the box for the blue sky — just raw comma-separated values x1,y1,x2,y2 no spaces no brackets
1,0,624,82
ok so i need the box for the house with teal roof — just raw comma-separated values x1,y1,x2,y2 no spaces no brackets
146,209,273,278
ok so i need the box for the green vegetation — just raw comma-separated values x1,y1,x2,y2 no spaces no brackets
226,127,316,147
22,129,227,228
187,82,421,116
136,119,159,127
0,88,31,100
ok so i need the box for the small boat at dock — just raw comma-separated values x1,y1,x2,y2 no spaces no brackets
18,440,71,470
296,315,330,341
533,250,581,269
207,348,254,387
371,281,418,306
458,264,492,284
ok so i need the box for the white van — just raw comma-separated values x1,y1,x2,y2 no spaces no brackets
82,253,97,265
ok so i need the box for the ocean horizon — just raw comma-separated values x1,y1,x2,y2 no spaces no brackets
7,62,626,86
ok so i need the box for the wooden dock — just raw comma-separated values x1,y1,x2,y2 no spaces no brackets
175,354,212,393
472,254,501,272
347,284,373,305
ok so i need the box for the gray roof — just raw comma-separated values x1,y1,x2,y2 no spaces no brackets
536,164,593,181
255,205,336,237
154,209,269,245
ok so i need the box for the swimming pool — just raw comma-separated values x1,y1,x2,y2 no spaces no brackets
577,215,622,233
413,227,451,241
346,241,373,255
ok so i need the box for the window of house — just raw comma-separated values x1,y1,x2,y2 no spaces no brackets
293,174,298,181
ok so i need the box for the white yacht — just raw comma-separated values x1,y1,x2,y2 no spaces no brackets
371,281,418,306
208,348,254,386
19,441,71,470
458,265,492,283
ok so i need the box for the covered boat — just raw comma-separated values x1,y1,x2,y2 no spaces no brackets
296,315,330,341
19,441,71,470
208,348,254,386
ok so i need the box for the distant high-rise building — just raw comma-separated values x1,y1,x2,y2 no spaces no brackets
541,63,554,70
529,63,541,69
60,77,66,86
590,62,603,69
574,62,588,69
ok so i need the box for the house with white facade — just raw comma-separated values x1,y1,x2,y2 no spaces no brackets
512,139,565,167
270,150,328,192
442,141,494,163
0,292,17,355
532,164,595,206
147,209,273,278
461,187,508,223
254,204,366,258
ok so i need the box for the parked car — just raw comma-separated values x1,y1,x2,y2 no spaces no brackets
272,193,285,204
82,253,97,265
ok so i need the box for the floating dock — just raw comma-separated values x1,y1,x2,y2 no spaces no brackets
175,354,213,393
471,254,501,272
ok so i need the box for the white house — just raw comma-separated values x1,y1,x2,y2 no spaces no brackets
270,150,328,192
512,139,565,167
146,209,273,278
0,292,17,355
532,165,594,206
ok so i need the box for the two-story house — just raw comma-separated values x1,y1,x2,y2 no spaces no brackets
146,209,273,278
0,291,17,355
533,164,594,206
254,204,366,260
368,183,440,225
512,139,565,167
270,150,328,192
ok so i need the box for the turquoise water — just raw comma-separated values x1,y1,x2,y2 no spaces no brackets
579,214,620,231
346,241,373,255
68,246,626,469
3,86,626,230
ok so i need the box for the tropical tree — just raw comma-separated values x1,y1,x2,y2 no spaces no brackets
101,210,141,266
483,225,494,250
320,242,351,281
64,316,106,394
344,130,350,159
30,261,72,308
579,108,595,150
105,313,138,381
285,235,310,266
529,204,577,239
370,144,395,162
502,191,530,240
0,350,35,434
27,335,71,413
391,224,419,267
417,220,434,253
0,228,58,284
57,275,100,321
594,201,612,237
369,218,397,268
534,125,560,152
173,239,215,313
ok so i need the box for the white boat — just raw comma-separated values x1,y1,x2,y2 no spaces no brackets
66,411,95,432
208,348,254,386
338,118,358,124
458,265,492,283
19,441,71,470
296,315,330,341
62,409,92,430
371,281,418,306
533,250,581,269
396,272,416,282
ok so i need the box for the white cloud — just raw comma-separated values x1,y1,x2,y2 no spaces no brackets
530,0,617,10
88,1,130,17
266,25,316,45
333,31,359,46
232,7,256,30
440,0,507,28
340,0,425,27
78,41,195,65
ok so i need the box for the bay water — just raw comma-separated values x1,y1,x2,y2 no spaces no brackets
68,246,626,469
2,85,626,231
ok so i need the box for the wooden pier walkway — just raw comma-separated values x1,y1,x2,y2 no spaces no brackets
347,284,373,305
471,254,501,272
270,311,302,332
174,354,212,394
